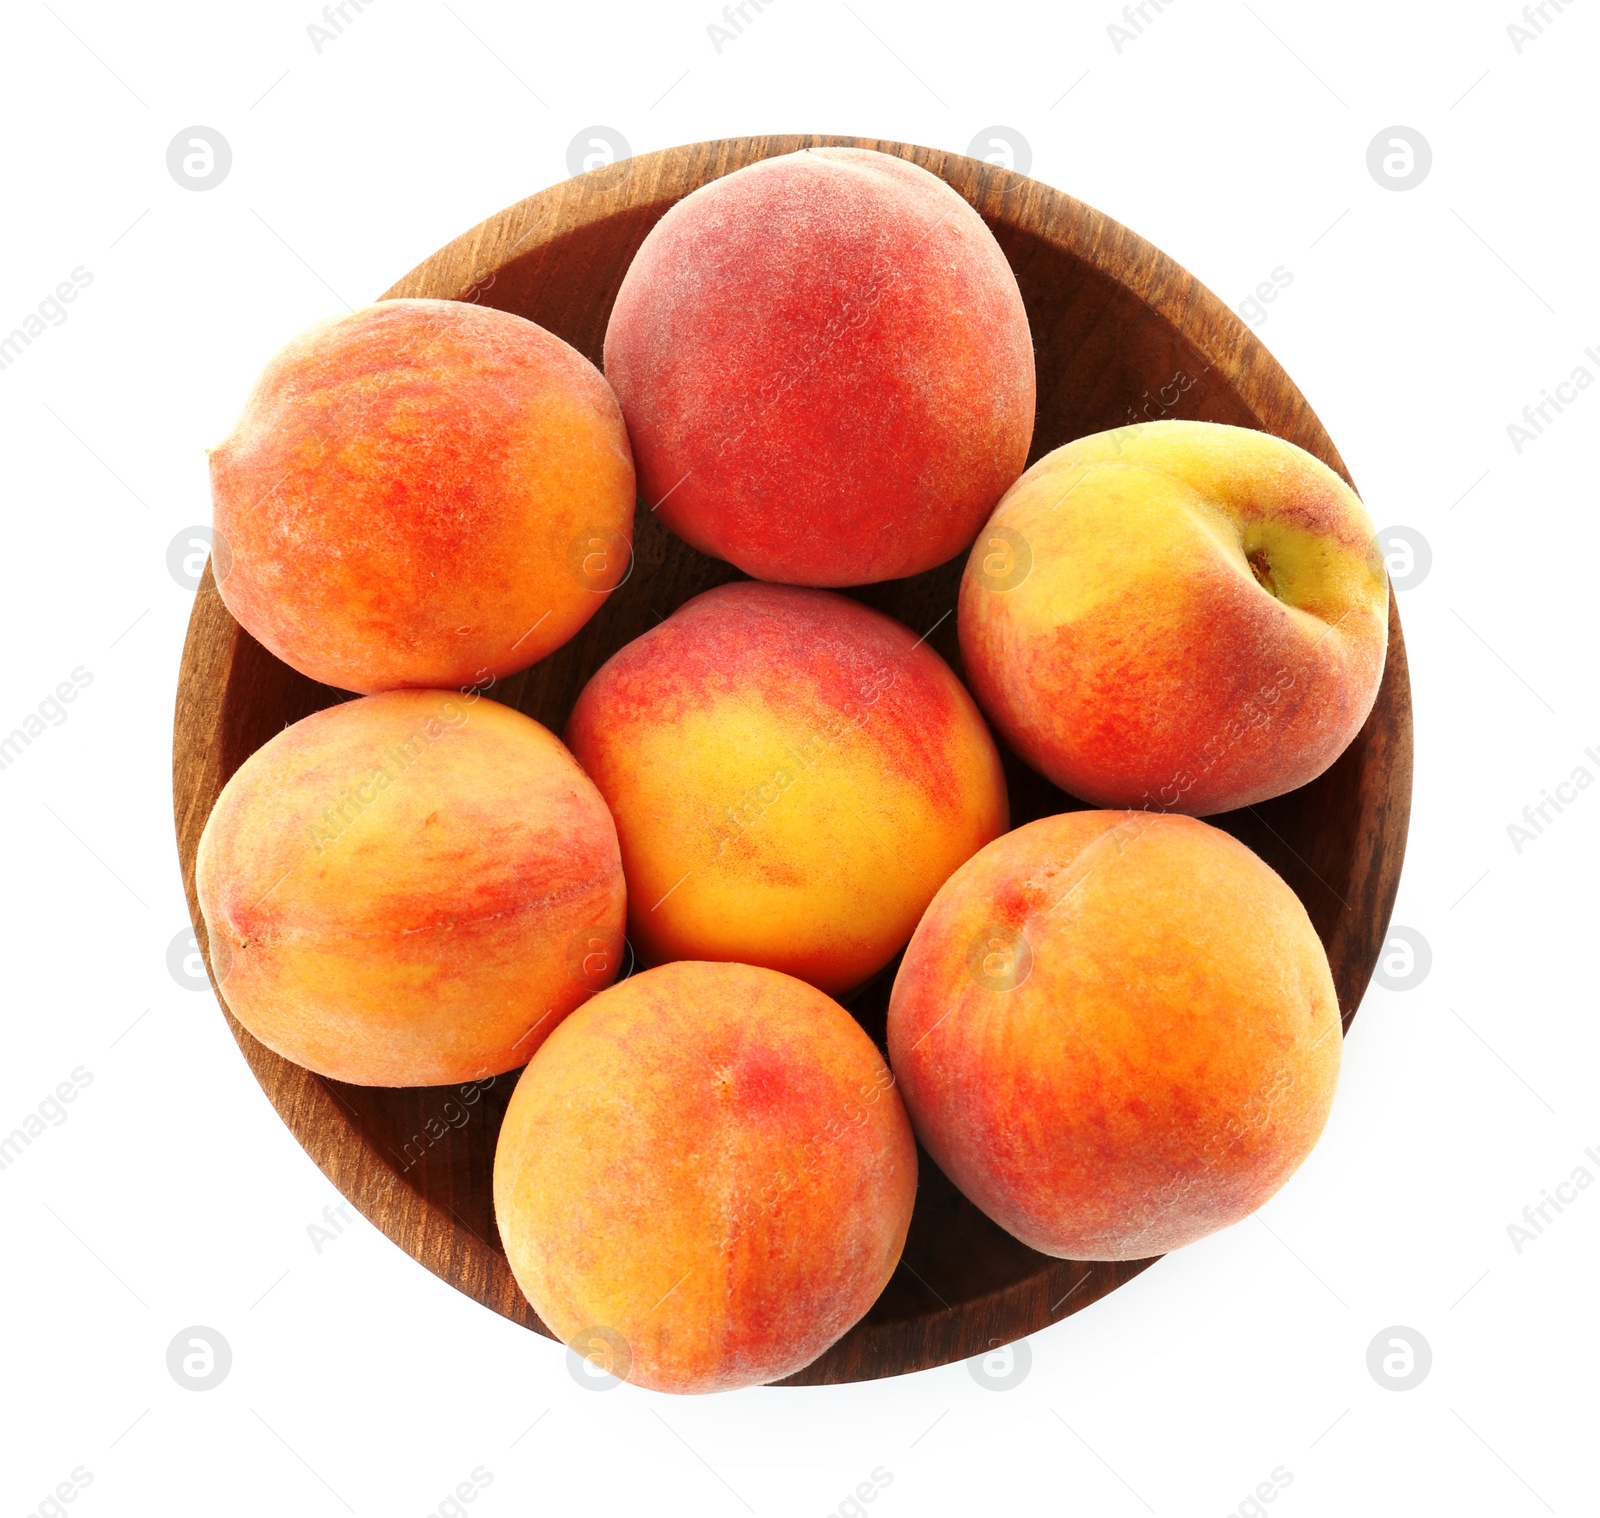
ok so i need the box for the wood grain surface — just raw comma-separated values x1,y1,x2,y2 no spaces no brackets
172,134,1413,1387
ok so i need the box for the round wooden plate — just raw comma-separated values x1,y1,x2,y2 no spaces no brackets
173,134,1413,1387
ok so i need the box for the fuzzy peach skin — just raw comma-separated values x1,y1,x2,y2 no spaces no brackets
493,960,917,1393
195,691,626,1086
886,811,1341,1260
958,421,1389,815
210,298,635,694
564,581,1009,995
602,147,1035,587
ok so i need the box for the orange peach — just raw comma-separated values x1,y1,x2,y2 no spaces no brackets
958,421,1388,815
210,298,635,694
564,581,1009,994
603,147,1035,587
195,690,626,1086
493,960,917,1393
887,810,1341,1260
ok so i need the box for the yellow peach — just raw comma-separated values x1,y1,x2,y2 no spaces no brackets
494,960,917,1393
958,421,1388,814
564,582,1009,994
196,691,626,1085
887,810,1341,1259
210,298,635,693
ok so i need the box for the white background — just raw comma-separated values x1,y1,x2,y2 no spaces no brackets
1,1,1595,1514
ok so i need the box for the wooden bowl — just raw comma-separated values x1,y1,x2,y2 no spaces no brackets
173,134,1412,1386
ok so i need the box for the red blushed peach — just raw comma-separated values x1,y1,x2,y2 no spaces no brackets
603,147,1035,587
493,960,917,1393
887,810,1341,1260
210,298,635,694
563,581,1009,995
958,421,1389,815
195,691,626,1086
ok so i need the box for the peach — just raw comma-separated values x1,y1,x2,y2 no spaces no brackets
195,690,626,1086
886,810,1341,1260
493,960,917,1393
210,298,635,694
603,147,1035,587
958,421,1389,815
564,581,1009,994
